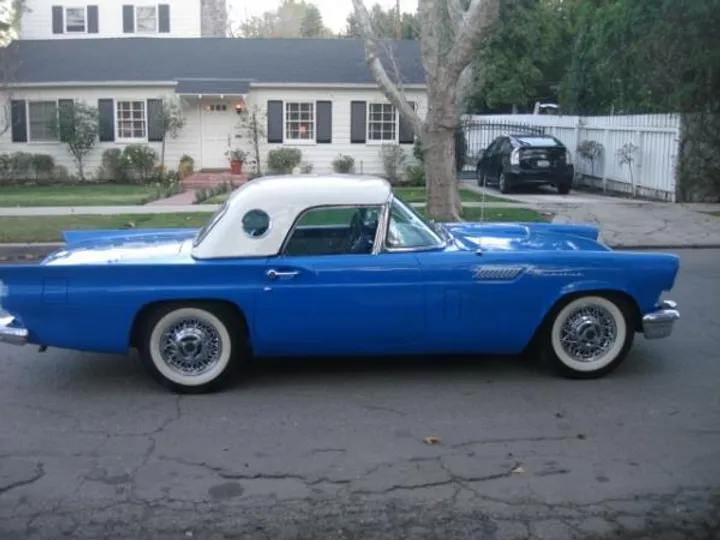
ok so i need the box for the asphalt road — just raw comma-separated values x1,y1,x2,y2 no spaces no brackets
1,249,719,540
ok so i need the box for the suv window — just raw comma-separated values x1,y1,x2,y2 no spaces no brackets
282,205,382,257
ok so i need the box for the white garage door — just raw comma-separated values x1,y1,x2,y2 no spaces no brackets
201,102,239,170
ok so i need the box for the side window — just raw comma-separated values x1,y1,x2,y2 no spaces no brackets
500,138,513,153
282,205,382,257
486,139,500,154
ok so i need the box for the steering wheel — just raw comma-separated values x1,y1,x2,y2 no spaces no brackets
346,210,375,254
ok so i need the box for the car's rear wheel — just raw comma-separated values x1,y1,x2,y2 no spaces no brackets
557,182,571,195
137,302,245,394
540,294,634,379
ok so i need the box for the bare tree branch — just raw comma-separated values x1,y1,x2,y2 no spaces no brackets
444,0,499,82
350,0,423,136
446,0,464,32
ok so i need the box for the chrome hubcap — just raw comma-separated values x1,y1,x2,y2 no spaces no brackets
560,305,617,362
160,318,222,376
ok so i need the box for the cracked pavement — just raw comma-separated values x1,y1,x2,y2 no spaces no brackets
1,249,720,539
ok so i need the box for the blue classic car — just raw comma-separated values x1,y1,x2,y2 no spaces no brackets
0,175,680,393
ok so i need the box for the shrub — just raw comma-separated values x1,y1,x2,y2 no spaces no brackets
405,163,425,186
267,148,302,173
178,154,194,179
380,144,407,184
332,154,355,173
30,154,55,182
300,162,313,174
98,148,129,183
123,145,158,183
0,152,61,184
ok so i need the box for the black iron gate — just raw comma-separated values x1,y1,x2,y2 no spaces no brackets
459,119,546,177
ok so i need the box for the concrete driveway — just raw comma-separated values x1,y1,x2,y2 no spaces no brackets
1,249,719,539
462,180,650,205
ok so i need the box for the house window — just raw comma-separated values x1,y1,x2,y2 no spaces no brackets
285,102,315,141
28,101,59,142
207,104,228,112
116,100,147,140
136,6,158,33
368,103,397,142
65,7,86,32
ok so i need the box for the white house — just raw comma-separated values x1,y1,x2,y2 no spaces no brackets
20,0,228,39
1,1,428,178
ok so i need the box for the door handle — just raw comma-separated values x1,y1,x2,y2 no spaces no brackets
266,269,299,280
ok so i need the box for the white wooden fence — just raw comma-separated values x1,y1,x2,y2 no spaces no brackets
461,114,682,202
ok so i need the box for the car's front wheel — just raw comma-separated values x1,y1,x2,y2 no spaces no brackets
498,172,512,193
540,294,635,379
137,302,245,394
476,166,486,186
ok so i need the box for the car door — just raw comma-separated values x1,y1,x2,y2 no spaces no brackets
253,204,426,356
484,137,506,181
416,249,537,355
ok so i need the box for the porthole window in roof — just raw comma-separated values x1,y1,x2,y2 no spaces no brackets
242,209,271,238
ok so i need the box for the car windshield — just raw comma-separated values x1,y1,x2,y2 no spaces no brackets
386,196,445,250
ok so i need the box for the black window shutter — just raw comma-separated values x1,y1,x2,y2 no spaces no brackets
87,6,99,33
267,100,284,143
398,101,416,144
350,101,367,144
158,4,170,33
57,99,75,142
51,6,64,34
122,5,135,33
315,101,332,144
98,99,115,142
147,99,164,142
10,100,27,143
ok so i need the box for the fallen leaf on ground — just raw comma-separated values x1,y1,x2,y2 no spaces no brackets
510,465,525,474
423,435,441,445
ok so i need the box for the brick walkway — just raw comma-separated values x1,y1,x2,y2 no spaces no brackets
146,189,197,206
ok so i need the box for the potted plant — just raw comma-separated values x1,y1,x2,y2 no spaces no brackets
225,148,247,175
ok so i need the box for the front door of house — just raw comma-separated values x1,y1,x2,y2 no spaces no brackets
200,101,238,169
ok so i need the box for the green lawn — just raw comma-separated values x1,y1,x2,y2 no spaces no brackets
202,186,516,206
0,213,209,244
0,184,161,207
394,187,516,204
0,207,547,244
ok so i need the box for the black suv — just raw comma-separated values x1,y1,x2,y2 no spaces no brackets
476,134,575,194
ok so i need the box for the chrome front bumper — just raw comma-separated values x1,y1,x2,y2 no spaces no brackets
0,314,29,346
642,300,680,340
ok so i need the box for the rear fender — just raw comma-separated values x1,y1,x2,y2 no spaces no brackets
62,228,197,245
0,263,260,354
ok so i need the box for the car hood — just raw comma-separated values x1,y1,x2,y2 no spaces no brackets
42,228,198,265
441,222,611,252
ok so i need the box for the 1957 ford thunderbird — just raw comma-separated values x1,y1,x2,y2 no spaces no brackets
0,174,680,394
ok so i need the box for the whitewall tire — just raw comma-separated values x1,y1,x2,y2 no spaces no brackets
138,303,244,393
541,294,634,379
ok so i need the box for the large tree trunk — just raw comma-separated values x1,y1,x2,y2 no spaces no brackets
423,122,461,219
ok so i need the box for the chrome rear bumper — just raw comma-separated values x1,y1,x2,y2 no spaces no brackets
0,314,29,346
642,300,680,340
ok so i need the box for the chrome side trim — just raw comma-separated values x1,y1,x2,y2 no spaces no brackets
0,315,29,346
641,300,680,340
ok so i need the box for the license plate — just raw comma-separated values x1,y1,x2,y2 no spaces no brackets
536,160,550,168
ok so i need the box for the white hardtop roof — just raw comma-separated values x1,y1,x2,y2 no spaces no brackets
192,174,394,259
